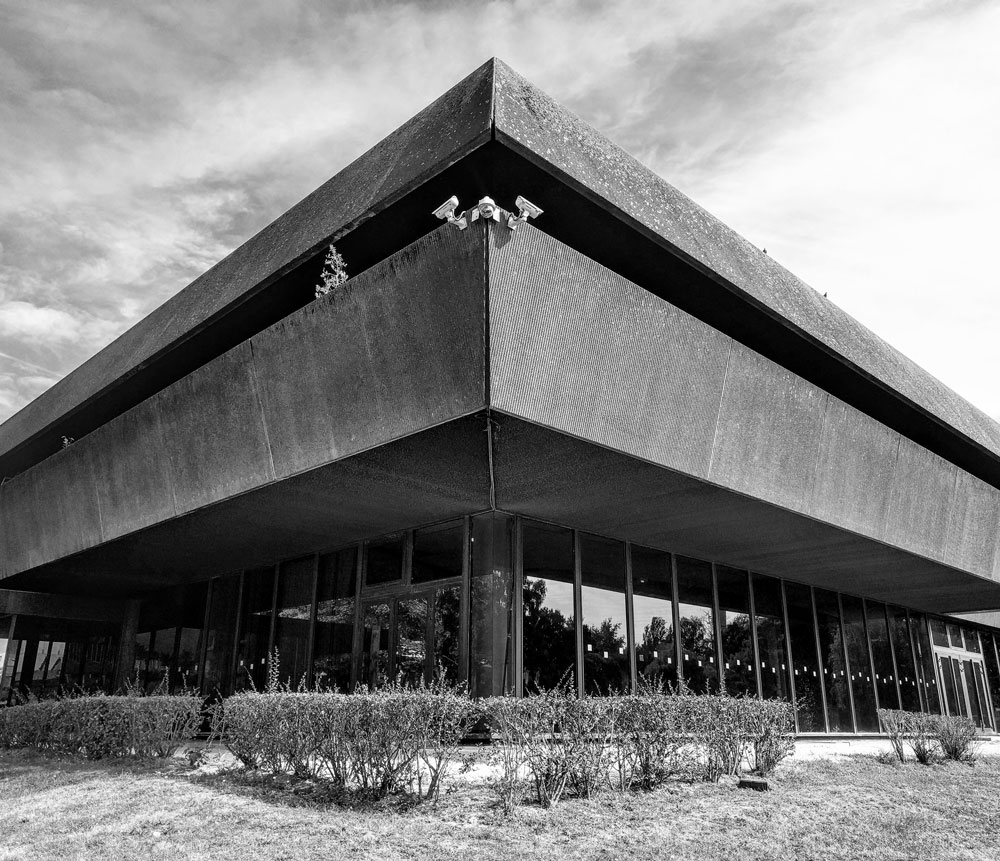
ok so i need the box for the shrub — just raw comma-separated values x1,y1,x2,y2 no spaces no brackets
0,694,201,759
745,698,796,776
908,712,941,764
877,708,911,763
936,715,980,763
219,677,480,802
611,685,687,790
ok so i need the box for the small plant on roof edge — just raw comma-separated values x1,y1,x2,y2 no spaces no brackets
315,244,348,298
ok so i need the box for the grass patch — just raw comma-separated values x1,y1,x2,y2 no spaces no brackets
1,749,999,860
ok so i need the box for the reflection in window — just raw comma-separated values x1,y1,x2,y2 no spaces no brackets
203,574,239,696
522,521,576,693
841,595,878,732
886,606,921,712
910,614,940,713
814,588,852,732
361,602,390,688
397,597,428,687
716,566,755,697
753,575,791,701
930,618,949,648
274,556,316,688
939,656,965,717
413,522,463,584
433,586,461,681
366,535,404,585
865,601,899,711
579,534,629,694
676,556,718,693
783,582,824,731
946,623,966,651
314,548,357,691
236,567,275,692
964,629,981,654
470,513,514,697
631,546,676,688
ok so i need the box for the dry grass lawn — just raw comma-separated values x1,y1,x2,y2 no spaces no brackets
1,749,999,860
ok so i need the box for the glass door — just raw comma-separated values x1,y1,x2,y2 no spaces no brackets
936,651,993,729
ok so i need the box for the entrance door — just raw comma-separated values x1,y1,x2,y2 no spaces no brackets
937,652,993,729
357,586,461,690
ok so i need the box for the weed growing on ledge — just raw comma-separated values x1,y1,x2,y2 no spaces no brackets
315,245,347,298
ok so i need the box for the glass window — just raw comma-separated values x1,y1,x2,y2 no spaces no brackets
981,633,1000,728
470,513,514,697
930,618,949,648
413,521,463,584
314,547,358,691
361,602,390,688
911,613,940,713
886,606,921,712
715,566,756,697
366,535,404,585
676,556,718,693
202,574,239,696
273,556,316,688
631,546,676,688
579,533,629,695
964,628,981,654
236,566,275,692
939,656,965,717
522,521,577,693
146,628,178,692
814,588,853,732
783,582,824,731
865,601,899,711
840,595,878,732
433,586,462,681
397,597,428,686
752,574,791,702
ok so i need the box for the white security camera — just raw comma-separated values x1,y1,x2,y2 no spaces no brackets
432,196,468,230
508,195,544,229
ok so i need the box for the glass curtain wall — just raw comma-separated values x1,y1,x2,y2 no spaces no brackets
273,556,316,688
752,575,791,702
202,574,240,696
676,556,718,693
840,595,879,731
911,614,940,713
313,547,357,691
522,521,577,693
886,606,922,712
236,566,275,691
470,513,514,697
865,601,900,711
715,566,755,697
631,545,676,688
783,582,825,731
579,533,629,695
982,633,1000,727
814,588,853,732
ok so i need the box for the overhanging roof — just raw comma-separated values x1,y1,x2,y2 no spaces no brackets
3,58,999,485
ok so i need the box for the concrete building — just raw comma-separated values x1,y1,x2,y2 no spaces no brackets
2,59,999,734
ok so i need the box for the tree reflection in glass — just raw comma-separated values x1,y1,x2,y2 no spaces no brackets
783,581,824,731
676,556,718,693
814,588,852,732
522,521,576,693
397,598,428,687
886,606,921,712
752,574,791,701
361,602,390,689
716,566,756,697
313,547,357,692
841,594,878,732
580,533,628,694
433,586,461,681
631,546,676,687
865,600,899,711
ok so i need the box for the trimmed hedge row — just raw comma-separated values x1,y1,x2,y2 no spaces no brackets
0,695,202,760
216,682,795,808
877,708,982,763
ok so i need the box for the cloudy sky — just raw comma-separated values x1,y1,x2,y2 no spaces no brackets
1,0,998,424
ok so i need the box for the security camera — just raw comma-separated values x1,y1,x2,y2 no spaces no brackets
432,196,468,230
508,195,544,229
